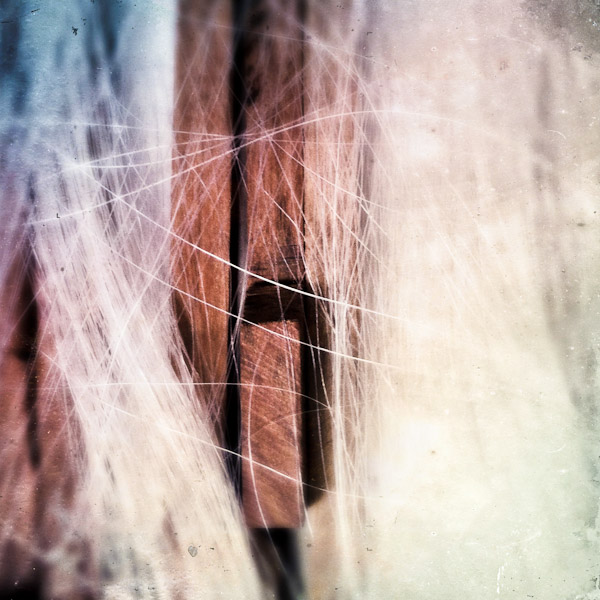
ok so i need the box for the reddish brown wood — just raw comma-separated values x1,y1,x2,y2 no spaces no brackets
172,0,308,528
241,2,306,286
237,1,307,527
0,252,91,596
171,1,233,435
241,320,303,528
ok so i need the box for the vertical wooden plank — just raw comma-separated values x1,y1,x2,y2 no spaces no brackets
241,320,303,528
172,1,233,433
0,254,41,591
241,1,306,285
0,253,92,597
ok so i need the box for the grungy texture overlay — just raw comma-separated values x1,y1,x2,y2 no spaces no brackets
1,1,600,599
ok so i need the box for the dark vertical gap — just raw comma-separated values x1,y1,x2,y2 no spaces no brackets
23,260,41,470
226,0,252,499
250,528,305,600
296,0,317,508
296,0,328,509
301,296,320,505
20,186,41,469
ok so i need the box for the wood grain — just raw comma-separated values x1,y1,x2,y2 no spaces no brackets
239,1,306,286
173,0,313,528
241,320,303,528
235,1,307,526
172,1,233,436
